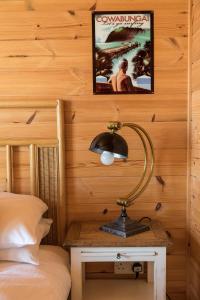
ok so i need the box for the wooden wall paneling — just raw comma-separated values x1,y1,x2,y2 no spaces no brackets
0,100,57,108
66,122,187,151
0,13,187,40
29,0,188,12
0,1,26,12
0,13,187,38
64,99,187,123
189,0,200,299
66,149,187,177
66,176,186,203
0,0,188,299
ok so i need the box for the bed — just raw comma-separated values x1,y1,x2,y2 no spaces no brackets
0,100,71,300
0,246,71,300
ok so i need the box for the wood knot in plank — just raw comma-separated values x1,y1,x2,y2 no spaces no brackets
155,202,162,211
169,37,180,49
165,230,172,239
26,111,37,124
90,2,97,11
26,0,35,11
151,114,156,122
155,176,165,190
68,10,75,16
72,112,76,120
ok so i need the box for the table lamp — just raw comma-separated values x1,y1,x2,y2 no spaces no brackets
89,121,154,237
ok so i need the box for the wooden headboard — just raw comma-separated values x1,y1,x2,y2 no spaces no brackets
0,100,66,245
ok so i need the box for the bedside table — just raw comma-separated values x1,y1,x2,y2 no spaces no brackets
64,221,171,300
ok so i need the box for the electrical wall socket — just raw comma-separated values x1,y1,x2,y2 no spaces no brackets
114,262,144,274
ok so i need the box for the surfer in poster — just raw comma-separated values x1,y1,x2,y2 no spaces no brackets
93,12,153,94
108,59,134,92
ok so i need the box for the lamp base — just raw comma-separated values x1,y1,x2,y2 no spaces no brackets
100,208,150,238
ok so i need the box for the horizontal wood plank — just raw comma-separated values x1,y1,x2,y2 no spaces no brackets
66,175,186,202
66,122,187,150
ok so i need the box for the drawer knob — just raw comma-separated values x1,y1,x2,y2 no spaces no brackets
116,253,121,259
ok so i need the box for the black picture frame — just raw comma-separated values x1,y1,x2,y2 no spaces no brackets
92,11,154,95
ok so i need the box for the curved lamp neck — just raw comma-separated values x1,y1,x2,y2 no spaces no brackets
108,121,155,208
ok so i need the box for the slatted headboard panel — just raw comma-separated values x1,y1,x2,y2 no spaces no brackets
0,100,66,245
38,147,59,245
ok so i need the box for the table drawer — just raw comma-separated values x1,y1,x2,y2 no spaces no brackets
80,249,158,262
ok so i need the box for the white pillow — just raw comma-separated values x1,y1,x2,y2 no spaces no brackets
0,218,52,265
0,192,48,248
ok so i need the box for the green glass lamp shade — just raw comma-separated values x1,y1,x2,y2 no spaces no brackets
89,132,128,159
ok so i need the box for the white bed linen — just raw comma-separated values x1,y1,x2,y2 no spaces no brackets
0,245,71,300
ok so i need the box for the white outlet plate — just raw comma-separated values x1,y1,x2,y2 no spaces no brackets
114,262,144,274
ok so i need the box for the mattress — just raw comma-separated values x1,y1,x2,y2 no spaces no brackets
0,245,71,300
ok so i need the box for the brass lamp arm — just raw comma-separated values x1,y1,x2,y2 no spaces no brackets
121,125,148,199
116,122,155,208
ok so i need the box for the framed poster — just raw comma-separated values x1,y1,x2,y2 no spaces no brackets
92,11,154,94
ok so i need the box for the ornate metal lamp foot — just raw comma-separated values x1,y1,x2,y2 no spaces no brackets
100,208,150,238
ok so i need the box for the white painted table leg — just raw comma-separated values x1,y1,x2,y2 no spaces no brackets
147,261,154,283
71,248,83,300
82,262,85,291
154,248,166,300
